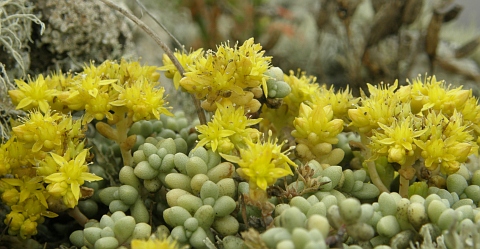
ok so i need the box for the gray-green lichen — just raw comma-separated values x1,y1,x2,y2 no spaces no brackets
0,0,43,141
31,0,135,73
0,0,44,77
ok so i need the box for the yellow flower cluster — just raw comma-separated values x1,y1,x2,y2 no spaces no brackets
292,103,345,163
348,81,407,135
0,110,101,238
260,70,356,143
160,38,271,112
2,59,168,239
349,76,479,175
195,101,262,155
9,59,172,123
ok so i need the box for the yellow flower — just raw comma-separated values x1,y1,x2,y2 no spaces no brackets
461,97,480,142
131,237,180,249
369,116,425,165
311,85,358,121
2,176,48,207
159,48,204,89
4,199,57,239
0,137,30,173
215,102,262,145
8,75,57,113
59,75,117,112
195,102,262,154
196,121,236,153
405,75,471,115
179,38,271,107
20,218,37,239
415,111,476,174
224,132,296,191
5,209,24,236
82,59,160,86
83,92,114,123
13,111,64,153
111,77,173,121
44,150,102,208
348,81,409,135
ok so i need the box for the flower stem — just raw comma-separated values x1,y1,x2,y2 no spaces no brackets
399,174,410,198
67,206,88,227
115,113,133,166
366,159,390,193
398,156,417,198
360,135,389,193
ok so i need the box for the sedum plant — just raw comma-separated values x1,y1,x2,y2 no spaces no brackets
1,1,480,248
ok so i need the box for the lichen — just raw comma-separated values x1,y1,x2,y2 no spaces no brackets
31,0,135,73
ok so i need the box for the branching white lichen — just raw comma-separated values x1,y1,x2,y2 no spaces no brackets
0,0,43,142
0,0,44,75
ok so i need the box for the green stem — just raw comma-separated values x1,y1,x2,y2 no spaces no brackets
399,173,410,198
67,207,88,227
361,135,389,193
115,113,133,166
366,159,390,193
398,156,416,198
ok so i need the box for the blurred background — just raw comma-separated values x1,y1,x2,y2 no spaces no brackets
124,0,480,97
1,0,480,104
